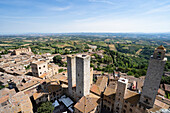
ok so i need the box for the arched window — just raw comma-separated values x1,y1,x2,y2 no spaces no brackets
130,108,132,112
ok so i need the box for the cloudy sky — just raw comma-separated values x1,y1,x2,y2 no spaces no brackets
0,0,170,34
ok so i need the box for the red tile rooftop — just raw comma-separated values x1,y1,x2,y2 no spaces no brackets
74,94,99,113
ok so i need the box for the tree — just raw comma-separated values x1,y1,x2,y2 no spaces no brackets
59,68,64,73
25,65,30,70
37,101,54,113
127,71,133,75
53,55,63,66
54,48,59,54
161,76,170,84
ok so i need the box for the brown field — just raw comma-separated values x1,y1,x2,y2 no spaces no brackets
57,44,74,48
21,44,30,46
23,40,32,42
136,49,142,55
0,44,12,46
3,41,13,43
109,44,117,51
104,39,110,42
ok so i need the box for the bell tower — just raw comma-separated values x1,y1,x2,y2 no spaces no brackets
153,45,166,60
139,45,167,108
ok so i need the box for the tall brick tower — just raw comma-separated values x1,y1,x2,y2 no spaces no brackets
67,55,76,95
76,55,91,99
139,45,167,108
114,78,128,113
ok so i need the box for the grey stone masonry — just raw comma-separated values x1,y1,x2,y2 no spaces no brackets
114,78,128,113
76,55,91,99
67,55,76,95
139,46,167,108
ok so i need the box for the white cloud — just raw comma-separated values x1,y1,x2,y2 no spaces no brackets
0,16,48,19
66,17,170,33
88,0,115,5
49,6,71,11
74,17,98,22
144,5,170,14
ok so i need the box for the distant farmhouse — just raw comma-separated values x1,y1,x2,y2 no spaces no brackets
11,47,32,55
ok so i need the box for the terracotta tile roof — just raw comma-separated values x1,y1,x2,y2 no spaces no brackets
33,92,48,100
32,61,46,65
39,73,48,79
124,90,139,99
47,83,61,93
148,99,169,112
0,92,33,113
104,87,116,96
124,90,140,105
148,104,162,112
90,76,108,95
158,88,166,96
74,94,100,113
96,76,108,91
154,99,169,109
11,92,33,113
156,95,170,105
17,80,40,91
24,88,37,97
0,88,16,97
0,95,9,104
59,76,68,84
52,74,68,83
90,84,101,95
164,84,170,92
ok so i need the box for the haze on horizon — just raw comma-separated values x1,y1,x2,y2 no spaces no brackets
0,0,170,34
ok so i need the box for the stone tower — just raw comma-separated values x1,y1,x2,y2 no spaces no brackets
67,55,76,95
76,55,91,99
139,45,167,108
114,78,128,113
28,46,32,52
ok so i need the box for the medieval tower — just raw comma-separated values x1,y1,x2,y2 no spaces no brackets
67,55,76,95
76,55,91,99
114,78,128,113
139,45,167,108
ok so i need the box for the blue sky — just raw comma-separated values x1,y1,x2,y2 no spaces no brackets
0,0,170,34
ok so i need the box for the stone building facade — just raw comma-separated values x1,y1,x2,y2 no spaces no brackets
114,78,128,113
11,47,32,55
139,45,167,108
67,55,76,95
76,55,91,99
31,61,48,78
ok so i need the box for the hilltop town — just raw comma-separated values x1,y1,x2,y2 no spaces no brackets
1,0,170,112
0,34,169,113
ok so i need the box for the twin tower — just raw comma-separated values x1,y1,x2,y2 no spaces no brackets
67,54,91,100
